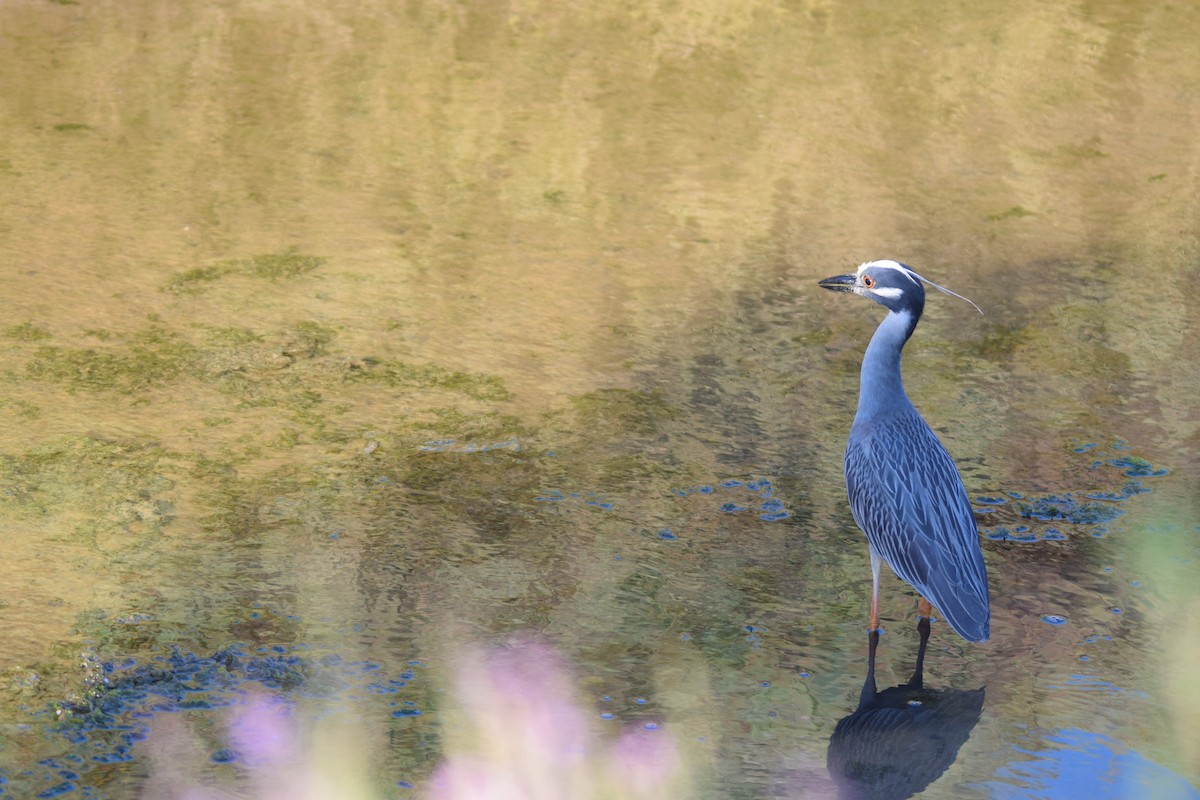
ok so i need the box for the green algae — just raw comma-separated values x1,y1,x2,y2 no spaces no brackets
0,437,174,539
350,358,511,402
4,322,52,342
164,249,325,294
569,389,679,435
26,328,200,394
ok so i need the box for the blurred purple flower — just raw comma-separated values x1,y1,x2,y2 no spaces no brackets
427,638,684,800
609,726,682,796
228,691,297,767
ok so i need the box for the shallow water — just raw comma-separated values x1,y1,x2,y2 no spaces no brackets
1,1,1199,798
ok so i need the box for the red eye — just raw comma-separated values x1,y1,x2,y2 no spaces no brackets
862,275,876,289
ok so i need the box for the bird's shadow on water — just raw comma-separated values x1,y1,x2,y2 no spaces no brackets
826,624,986,800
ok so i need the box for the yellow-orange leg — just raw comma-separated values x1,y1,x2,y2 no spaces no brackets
868,545,883,632
917,596,933,621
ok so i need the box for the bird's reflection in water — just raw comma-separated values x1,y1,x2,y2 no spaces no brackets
827,619,985,800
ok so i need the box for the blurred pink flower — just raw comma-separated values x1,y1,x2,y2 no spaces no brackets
228,692,297,767
609,726,682,797
428,638,684,800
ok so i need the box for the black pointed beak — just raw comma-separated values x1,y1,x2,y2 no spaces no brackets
819,273,856,292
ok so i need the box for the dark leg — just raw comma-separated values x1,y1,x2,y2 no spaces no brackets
859,628,880,706
910,599,932,689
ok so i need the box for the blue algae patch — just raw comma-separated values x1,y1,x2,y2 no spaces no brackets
1041,614,1068,625
1120,480,1152,496
975,496,1008,505
1015,493,1126,525
391,708,423,718
19,636,426,799
419,437,521,454
90,750,133,764
534,489,614,510
744,625,767,650
676,475,793,523
983,526,1069,542
366,679,409,694
657,528,678,540
1107,456,1168,478
758,498,789,521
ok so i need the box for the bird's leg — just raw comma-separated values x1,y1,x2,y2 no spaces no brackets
911,603,932,689
859,628,880,705
917,596,933,621
869,545,883,633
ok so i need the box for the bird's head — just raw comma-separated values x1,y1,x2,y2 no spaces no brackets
819,260,982,316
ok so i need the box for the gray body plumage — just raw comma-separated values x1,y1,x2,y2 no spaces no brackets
822,261,990,642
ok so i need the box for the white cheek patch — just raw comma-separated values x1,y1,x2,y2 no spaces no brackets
872,286,903,300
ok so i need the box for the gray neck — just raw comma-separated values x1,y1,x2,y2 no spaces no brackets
854,309,916,422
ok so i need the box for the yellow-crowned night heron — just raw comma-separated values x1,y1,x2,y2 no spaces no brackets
819,260,990,644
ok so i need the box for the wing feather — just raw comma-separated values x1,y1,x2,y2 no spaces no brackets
845,411,990,641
